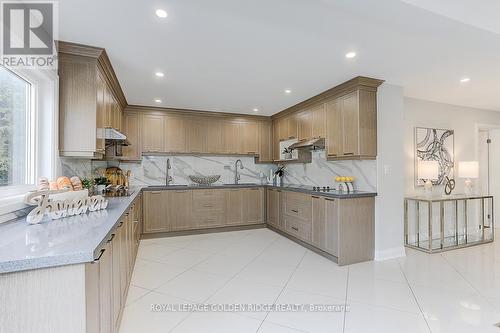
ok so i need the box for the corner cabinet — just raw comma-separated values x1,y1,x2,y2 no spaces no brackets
58,41,126,159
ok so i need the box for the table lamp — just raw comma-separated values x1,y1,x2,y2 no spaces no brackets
458,161,478,195
418,160,439,194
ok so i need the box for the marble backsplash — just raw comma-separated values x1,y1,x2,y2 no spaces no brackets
281,150,377,192
61,155,273,186
61,150,377,192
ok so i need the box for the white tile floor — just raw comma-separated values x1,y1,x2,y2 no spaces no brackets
120,228,500,333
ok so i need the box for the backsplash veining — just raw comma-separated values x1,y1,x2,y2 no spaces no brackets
282,151,377,192
61,150,377,192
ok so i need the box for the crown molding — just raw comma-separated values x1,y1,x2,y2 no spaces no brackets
271,76,384,120
125,105,272,121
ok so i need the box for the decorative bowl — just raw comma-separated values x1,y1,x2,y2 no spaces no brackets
189,175,221,185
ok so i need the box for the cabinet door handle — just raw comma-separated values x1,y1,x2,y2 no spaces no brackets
203,204,214,207
117,221,124,227
343,152,355,155
312,196,320,199
291,226,299,231
291,209,299,213
325,198,336,202
107,233,115,243
93,248,105,262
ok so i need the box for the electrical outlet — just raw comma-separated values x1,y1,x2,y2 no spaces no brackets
223,165,231,170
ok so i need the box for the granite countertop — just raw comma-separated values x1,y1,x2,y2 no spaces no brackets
0,183,375,274
0,187,143,274
142,183,377,199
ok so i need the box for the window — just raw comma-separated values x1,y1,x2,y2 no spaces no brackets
0,66,33,190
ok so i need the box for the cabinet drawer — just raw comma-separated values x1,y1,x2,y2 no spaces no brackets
193,210,224,228
284,192,311,221
285,215,311,242
192,190,224,211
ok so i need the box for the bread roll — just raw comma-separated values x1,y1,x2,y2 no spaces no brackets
70,176,83,191
56,176,73,190
49,181,58,191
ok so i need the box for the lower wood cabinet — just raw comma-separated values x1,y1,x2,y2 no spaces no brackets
87,195,142,333
142,187,266,233
267,189,374,266
142,191,168,233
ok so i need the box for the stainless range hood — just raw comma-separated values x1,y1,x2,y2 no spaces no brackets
97,128,130,145
288,137,325,150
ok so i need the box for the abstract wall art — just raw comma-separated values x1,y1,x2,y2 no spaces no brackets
414,127,454,186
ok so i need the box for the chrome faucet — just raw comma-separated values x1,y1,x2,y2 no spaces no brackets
166,158,173,186
234,159,244,184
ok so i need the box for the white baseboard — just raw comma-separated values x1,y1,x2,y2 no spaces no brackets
374,246,406,261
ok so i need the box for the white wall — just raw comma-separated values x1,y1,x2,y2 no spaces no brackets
375,84,406,260
404,98,500,196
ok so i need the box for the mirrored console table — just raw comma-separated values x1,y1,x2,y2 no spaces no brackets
404,194,494,253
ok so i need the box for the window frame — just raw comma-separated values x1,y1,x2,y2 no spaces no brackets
0,65,58,206
0,66,35,198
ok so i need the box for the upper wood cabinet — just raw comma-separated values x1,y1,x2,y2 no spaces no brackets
122,112,141,160
242,121,259,154
187,118,207,153
164,115,187,153
277,115,297,141
142,114,165,153
297,110,312,141
223,121,242,154
272,120,281,161
325,89,377,160
311,103,326,139
206,119,223,154
258,121,273,162
58,41,127,158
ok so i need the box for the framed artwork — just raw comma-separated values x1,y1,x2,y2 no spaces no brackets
414,127,454,187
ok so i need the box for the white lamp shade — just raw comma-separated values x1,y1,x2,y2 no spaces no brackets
458,161,479,179
418,160,439,180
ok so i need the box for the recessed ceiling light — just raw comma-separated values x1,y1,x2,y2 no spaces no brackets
460,77,471,83
155,9,168,18
154,98,162,103
252,108,259,112
345,52,357,59
155,72,164,78
284,89,292,94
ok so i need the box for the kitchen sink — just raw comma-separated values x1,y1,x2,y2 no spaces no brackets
223,183,259,186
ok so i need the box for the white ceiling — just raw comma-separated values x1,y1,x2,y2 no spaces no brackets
59,0,500,115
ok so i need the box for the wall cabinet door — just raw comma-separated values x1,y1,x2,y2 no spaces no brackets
278,117,288,141
266,189,280,228
187,118,208,153
242,121,259,154
325,98,342,157
142,114,165,153
96,72,106,154
223,121,242,154
341,92,359,156
122,112,141,159
272,120,280,160
169,190,193,230
143,191,169,233
297,110,312,141
287,114,298,139
311,196,326,249
324,198,339,256
243,188,264,224
206,119,223,153
258,121,272,162
225,189,244,225
164,115,187,153
311,103,326,138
